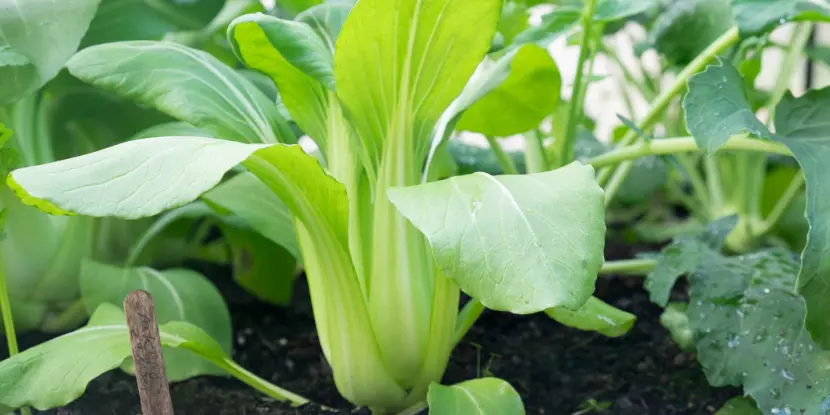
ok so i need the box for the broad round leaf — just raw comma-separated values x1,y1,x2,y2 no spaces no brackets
389,162,605,314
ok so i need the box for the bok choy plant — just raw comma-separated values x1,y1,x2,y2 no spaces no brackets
0,0,617,412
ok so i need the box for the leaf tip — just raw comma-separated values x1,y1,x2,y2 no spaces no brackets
6,172,76,216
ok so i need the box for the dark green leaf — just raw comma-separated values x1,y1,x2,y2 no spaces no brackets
427,378,525,415
389,162,605,314
771,88,830,349
66,42,294,144
219,224,297,305
594,0,657,22
79,260,232,381
649,0,733,66
645,215,738,306
687,249,830,414
732,0,830,36
683,58,773,153
81,0,225,46
512,8,581,47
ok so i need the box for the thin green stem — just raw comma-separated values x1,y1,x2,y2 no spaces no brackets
599,258,657,275
674,154,710,210
524,129,549,173
704,155,725,216
598,26,741,196
561,0,600,164
587,135,792,169
453,299,485,346
216,357,310,406
767,23,814,126
0,260,19,356
602,42,656,101
484,135,519,175
0,257,29,415
756,172,806,236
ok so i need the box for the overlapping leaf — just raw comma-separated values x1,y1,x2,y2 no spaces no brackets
66,42,293,144
427,378,525,415
389,162,605,313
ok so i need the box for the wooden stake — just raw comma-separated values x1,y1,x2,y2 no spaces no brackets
124,290,174,415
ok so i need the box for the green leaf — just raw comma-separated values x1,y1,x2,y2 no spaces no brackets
594,0,657,22
276,0,323,16
771,88,830,349
0,123,10,149
686,249,830,414
716,397,760,415
0,303,253,411
660,302,695,351
732,0,830,36
649,0,733,66
66,41,294,144
219,224,297,305
79,260,232,381
228,8,347,155
511,8,581,47
545,296,636,337
427,378,525,415
0,0,100,104
333,0,502,171
683,58,773,153
81,0,225,46
8,136,348,247
203,172,300,259
498,2,531,45
645,215,738,307
388,162,605,314
456,45,561,137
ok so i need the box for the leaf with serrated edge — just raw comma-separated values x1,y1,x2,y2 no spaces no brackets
389,162,605,314
79,260,232,381
66,41,294,144
683,58,772,153
732,0,830,36
427,378,525,415
687,249,830,414
772,88,830,349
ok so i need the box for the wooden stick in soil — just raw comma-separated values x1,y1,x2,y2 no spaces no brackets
124,290,174,415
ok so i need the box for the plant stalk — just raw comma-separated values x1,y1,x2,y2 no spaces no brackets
524,129,549,173
0,257,29,415
586,135,791,169
756,172,806,236
598,26,741,201
484,135,519,174
561,0,600,164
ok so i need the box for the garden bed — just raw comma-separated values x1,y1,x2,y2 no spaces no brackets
17,241,737,415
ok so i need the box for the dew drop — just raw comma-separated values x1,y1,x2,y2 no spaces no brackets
764,288,771,294
781,369,795,381
727,334,740,348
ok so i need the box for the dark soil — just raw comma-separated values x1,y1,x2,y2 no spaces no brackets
20,241,738,415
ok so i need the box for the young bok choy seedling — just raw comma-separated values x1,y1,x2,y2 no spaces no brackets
1,0,619,412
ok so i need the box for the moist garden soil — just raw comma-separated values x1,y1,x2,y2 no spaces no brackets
13,239,738,415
